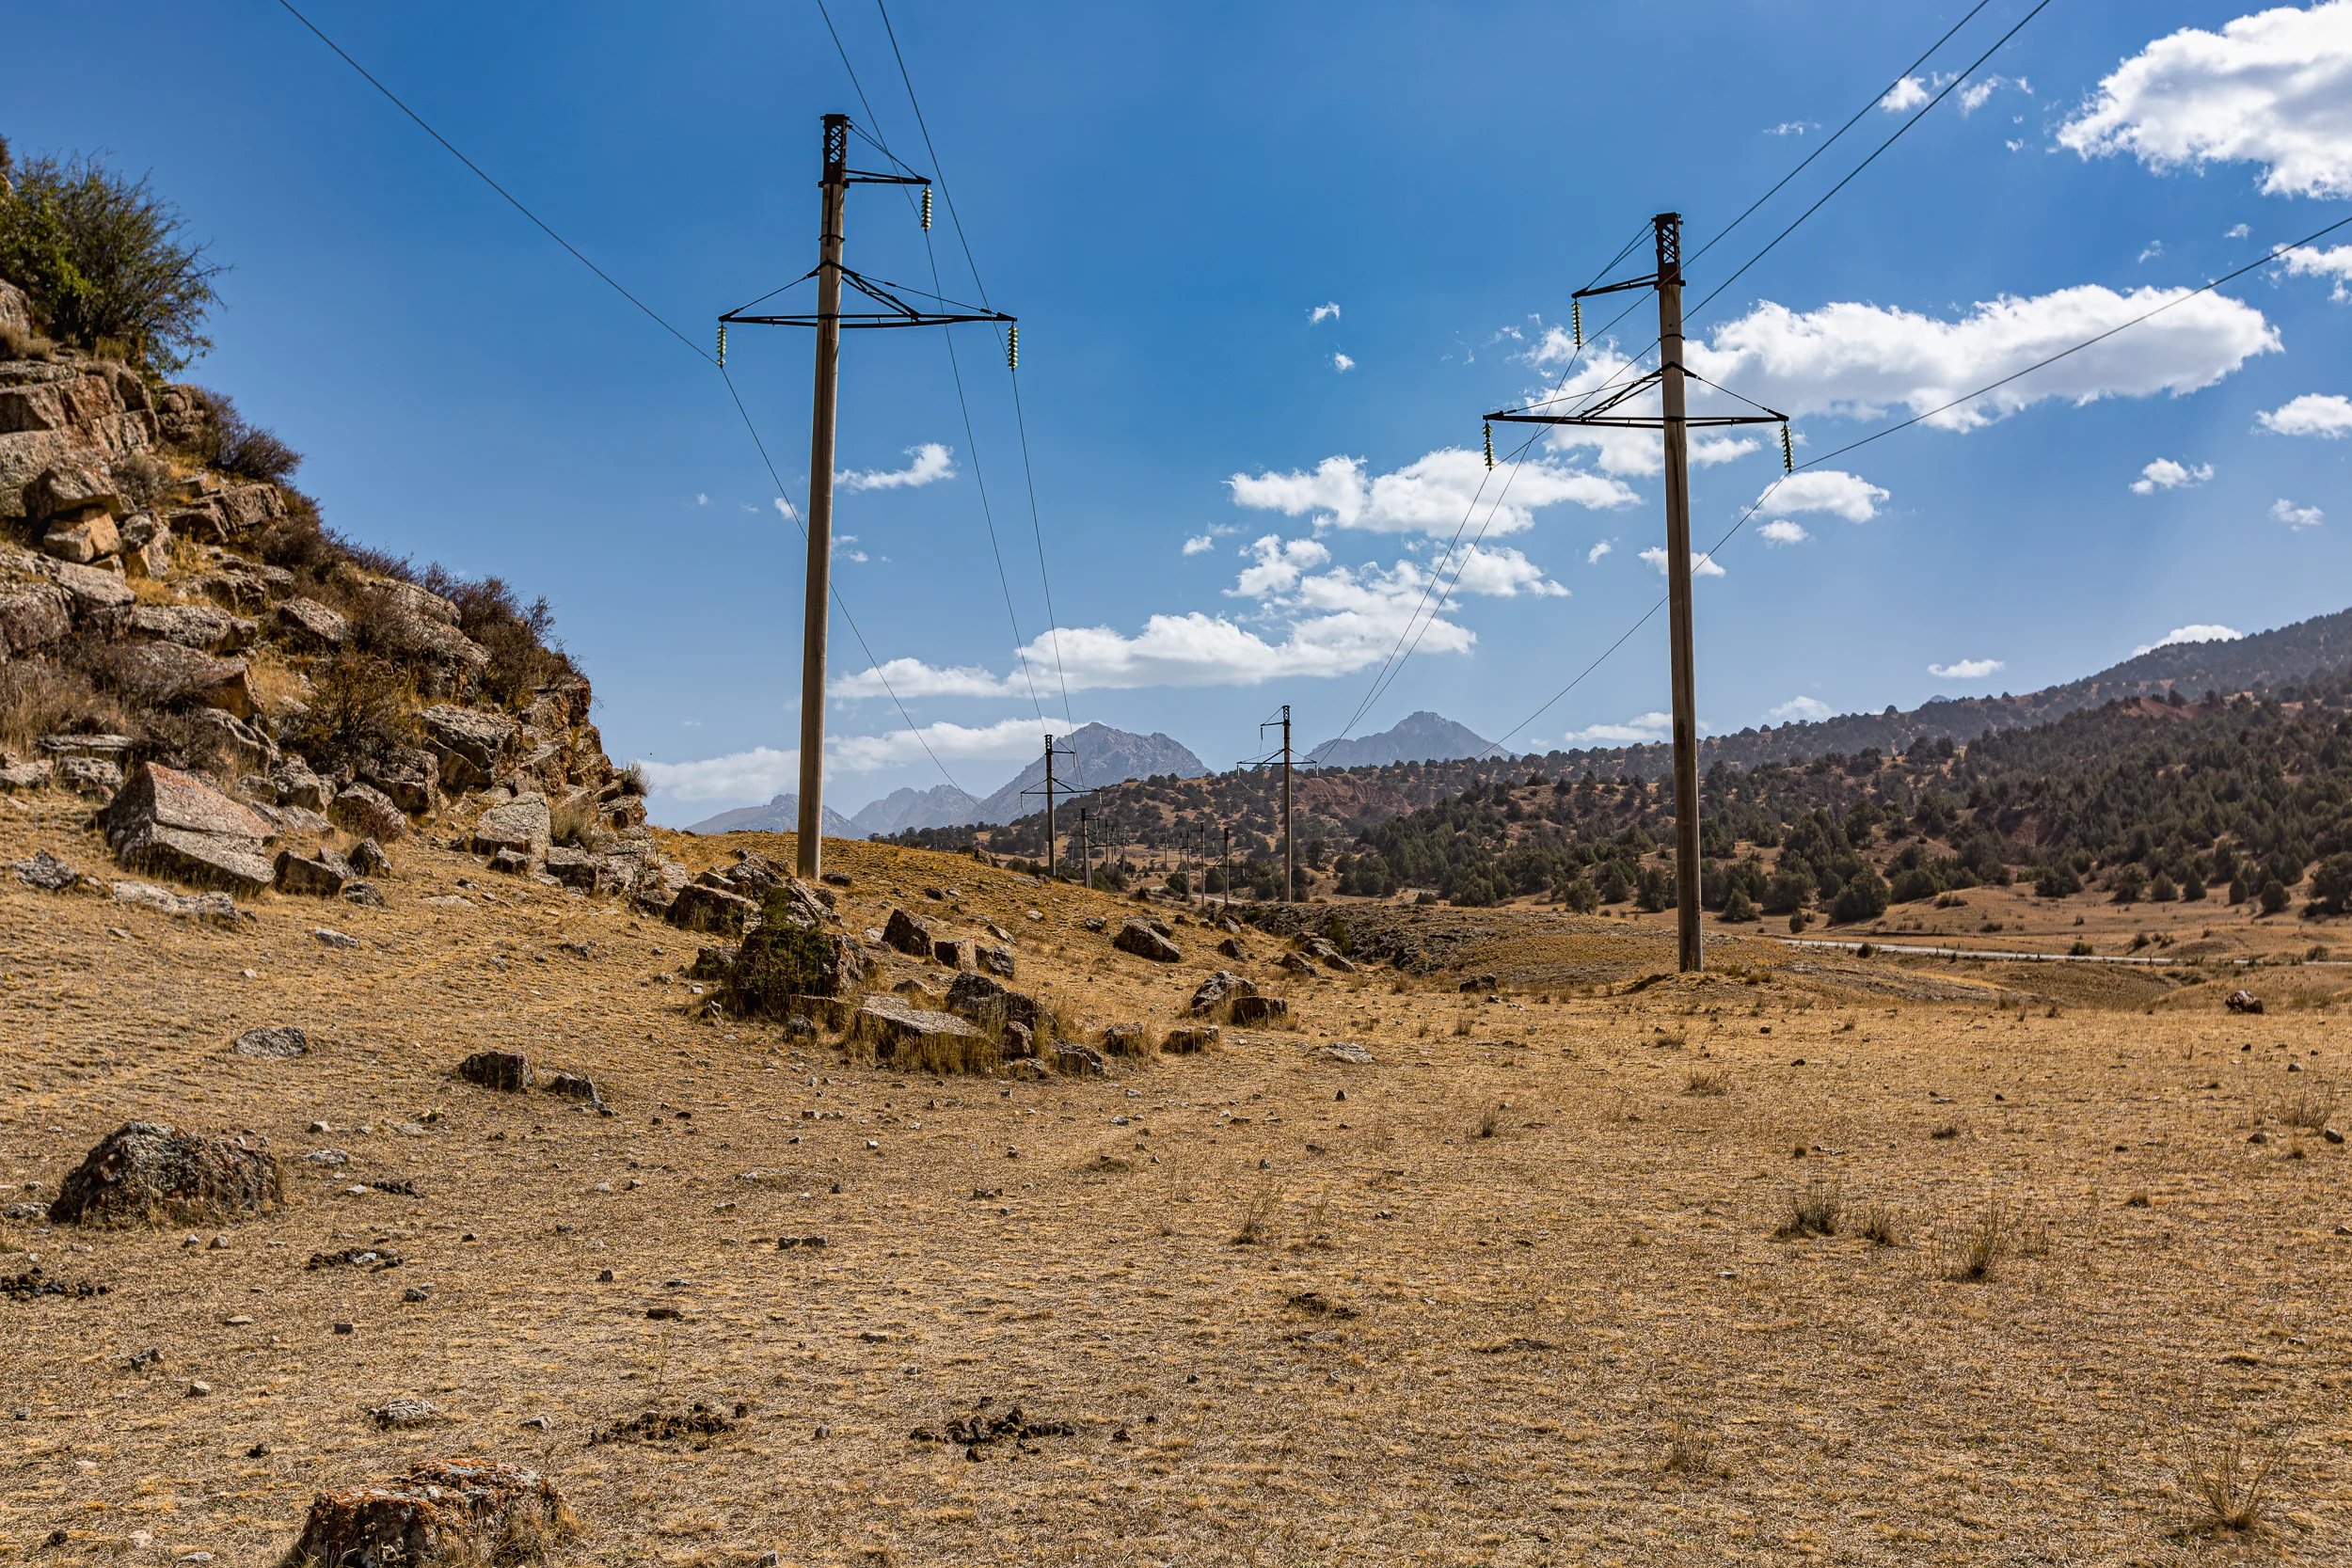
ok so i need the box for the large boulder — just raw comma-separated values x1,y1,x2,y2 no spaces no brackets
421,705,518,788
882,908,935,958
24,458,122,524
946,971,1045,1030
105,641,254,718
111,602,241,651
41,511,119,564
1114,919,1183,962
366,578,461,627
49,1121,285,1227
280,1460,574,1568
1229,995,1290,1026
853,994,988,1064
0,580,72,655
330,782,408,843
471,795,549,861
275,847,352,897
457,1050,531,1092
1193,971,1255,1014
97,763,274,894
274,596,350,650
667,882,757,935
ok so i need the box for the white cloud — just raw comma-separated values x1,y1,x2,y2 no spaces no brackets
1332,353,1356,372
2058,3,2352,198
1767,121,1819,137
2273,497,2325,530
637,747,798,803
2228,222,2252,238
2130,457,2214,494
1517,339,1775,476
1758,519,1811,546
837,442,956,492
1639,546,1725,578
828,657,1021,701
2258,391,2352,436
2283,243,2352,300
1690,287,2277,431
1565,711,1674,745
1310,302,1341,325
1586,539,1613,563
1230,534,1333,598
2135,624,2244,657
1229,448,1636,537
1959,77,2013,116
639,718,1076,802
1881,77,1930,113
1768,695,1835,723
1928,657,2005,681
695,492,708,506
2137,240,2165,263
1182,534,1216,556
1759,469,1888,523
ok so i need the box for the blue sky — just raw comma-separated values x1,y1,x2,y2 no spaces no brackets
12,2,2352,822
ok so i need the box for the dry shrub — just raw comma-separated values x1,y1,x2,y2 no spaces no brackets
290,650,417,772
0,658,130,752
1659,1417,1722,1477
1683,1067,1732,1097
1857,1202,1904,1246
2174,1432,2290,1534
617,760,649,797
2269,1088,2338,1132
1099,1022,1162,1059
1231,1178,1280,1246
1774,1178,1843,1239
1452,1010,1474,1037
1938,1201,2010,1281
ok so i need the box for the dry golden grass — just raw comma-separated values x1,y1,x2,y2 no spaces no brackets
0,806,2347,1563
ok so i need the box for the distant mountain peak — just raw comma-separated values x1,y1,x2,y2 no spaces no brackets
683,792,858,838
1307,711,1498,768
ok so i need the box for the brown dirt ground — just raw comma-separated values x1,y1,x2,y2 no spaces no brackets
3,801,2349,1566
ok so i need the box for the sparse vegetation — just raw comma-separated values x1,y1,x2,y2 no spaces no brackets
2174,1432,2290,1534
1774,1177,1842,1238
0,140,222,368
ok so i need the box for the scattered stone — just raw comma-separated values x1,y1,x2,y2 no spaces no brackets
281,1458,570,1568
933,937,976,971
2326,1128,2346,1146
186,1381,211,1398
341,880,385,908
457,1051,531,1093
231,1026,308,1059
2249,1131,2271,1145
1277,952,1319,977
909,1404,1076,1452
1,1268,107,1301
2225,990,2265,1014
274,847,352,897
1216,937,1248,960
590,1402,737,1446
56,755,123,797
1002,1021,1035,1057
313,927,362,950
946,971,1045,1030
1190,971,1258,1014
348,838,393,878
1229,996,1290,1026
1083,915,1107,933
12,849,77,891
1114,919,1183,962
0,758,54,792
1056,1042,1109,1077
1162,1025,1220,1054
97,763,273,893
666,882,756,936
1318,1042,1374,1066
49,1122,284,1227
977,943,1016,978
882,908,935,958
542,1071,602,1105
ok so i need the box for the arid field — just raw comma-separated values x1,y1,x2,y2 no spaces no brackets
3,795,2347,1566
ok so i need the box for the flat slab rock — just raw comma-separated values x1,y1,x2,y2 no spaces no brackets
1114,919,1183,962
233,1026,309,1059
112,879,240,923
283,1458,571,1568
855,994,983,1053
98,763,273,894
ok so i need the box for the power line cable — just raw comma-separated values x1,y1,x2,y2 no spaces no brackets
277,0,966,793
869,0,1079,726
1472,212,2352,759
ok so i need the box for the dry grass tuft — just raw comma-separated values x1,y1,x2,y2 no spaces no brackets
1857,1201,1904,1246
2174,1432,2290,1534
1938,1201,2011,1281
1773,1177,1843,1239
1232,1178,1281,1245
2269,1087,2338,1132
1683,1067,1732,1097
1476,1102,1502,1138
1658,1417,1722,1477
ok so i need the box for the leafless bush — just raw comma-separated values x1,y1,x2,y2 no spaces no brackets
1857,1202,1904,1246
1659,1417,1722,1477
1476,1102,1502,1138
0,658,130,752
1231,1179,1280,1246
1684,1067,1732,1096
1774,1178,1843,1239
1938,1201,2010,1281
2174,1431,2290,1534
289,650,417,771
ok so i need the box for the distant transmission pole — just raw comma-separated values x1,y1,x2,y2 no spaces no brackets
1021,733,1081,880
1077,806,1091,892
1238,705,1296,904
1486,212,1786,972
720,112,1016,879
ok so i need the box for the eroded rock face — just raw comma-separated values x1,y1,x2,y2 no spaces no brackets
97,763,274,894
331,783,408,844
275,847,353,897
471,795,549,862
882,908,935,958
946,971,1044,1031
49,1121,285,1227
666,882,757,935
421,705,517,788
280,1459,573,1568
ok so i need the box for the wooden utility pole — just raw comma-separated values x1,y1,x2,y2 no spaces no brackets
1221,825,1232,917
792,116,850,879
718,114,1016,882
1653,214,1704,970
1023,733,1079,880
1281,705,1294,903
1482,210,1786,974
1077,806,1091,892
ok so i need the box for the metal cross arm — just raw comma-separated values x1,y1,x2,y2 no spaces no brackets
1487,407,1786,430
721,269,1014,330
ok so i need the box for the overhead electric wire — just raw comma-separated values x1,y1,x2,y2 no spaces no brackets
868,0,1079,727
1470,212,2352,760
276,0,968,793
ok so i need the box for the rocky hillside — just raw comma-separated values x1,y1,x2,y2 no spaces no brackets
0,266,674,908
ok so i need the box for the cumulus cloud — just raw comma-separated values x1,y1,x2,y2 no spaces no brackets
2282,244,2352,301
1565,711,1675,745
2135,624,2244,657
1332,353,1356,372
695,492,708,506
1310,302,1342,325
2259,391,2352,436
1229,449,1636,536
2273,497,2325,530
1959,75,2024,116
1182,534,1216,555
1586,539,1613,563
1767,120,1820,137
837,442,956,492
638,718,1074,802
1639,547,1725,578
1768,695,1835,723
828,658,1021,701
1928,657,2005,681
1758,519,1811,546
2059,3,2352,198
2131,458,2214,494
1881,76,1931,113
1759,469,1889,522
1231,534,1332,597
